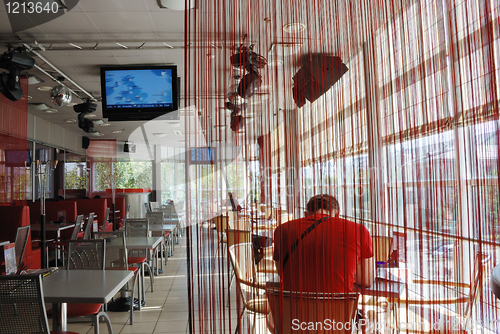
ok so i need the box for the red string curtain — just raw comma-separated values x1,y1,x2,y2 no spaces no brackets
186,0,500,333
0,77,29,204
86,139,116,198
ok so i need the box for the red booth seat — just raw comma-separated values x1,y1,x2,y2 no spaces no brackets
0,205,41,270
27,201,78,224
69,199,112,232
27,201,78,240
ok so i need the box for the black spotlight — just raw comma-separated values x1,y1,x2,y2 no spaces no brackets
0,48,35,101
74,102,97,133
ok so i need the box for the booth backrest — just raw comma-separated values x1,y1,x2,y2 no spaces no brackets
104,197,126,221
0,206,40,270
71,199,111,231
27,201,77,224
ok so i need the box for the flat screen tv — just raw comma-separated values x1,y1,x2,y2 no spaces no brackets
190,147,215,165
100,65,178,121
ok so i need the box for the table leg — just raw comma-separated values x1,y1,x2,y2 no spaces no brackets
52,302,67,331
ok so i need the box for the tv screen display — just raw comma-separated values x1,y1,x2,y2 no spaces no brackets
191,147,215,165
100,65,178,121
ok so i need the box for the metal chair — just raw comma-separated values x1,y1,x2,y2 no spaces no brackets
65,239,112,334
398,251,491,333
228,243,270,333
93,231,140,325
0,274,79,334
213,214,229,263
125,219,155,301
14,225,30,270
147,211,171,262
47,215,83,267
266,288,359,334
82,212,96,240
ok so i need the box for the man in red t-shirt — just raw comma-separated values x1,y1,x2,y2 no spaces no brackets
273,194,374,293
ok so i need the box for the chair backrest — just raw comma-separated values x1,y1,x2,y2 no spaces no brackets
373,235,393,263
103,208,110,230
14,225,30,268
144,202,151,213
125,204,131,219
66,239,106,270
463,251,491,327
93,230,128,268
82,212,95,240
126,219,150,237
0,274,52,334
229,219,252,231
227,229,252,248
266,288,359,334
213,214,229,234
276,213,292,225
70,215,84,240
228,243,260,289
146,211,164,226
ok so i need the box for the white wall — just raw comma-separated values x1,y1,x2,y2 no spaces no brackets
27,114,86,155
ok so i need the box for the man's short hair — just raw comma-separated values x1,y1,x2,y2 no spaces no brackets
306,194,340,214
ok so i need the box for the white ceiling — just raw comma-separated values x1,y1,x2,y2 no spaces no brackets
0,0,189,147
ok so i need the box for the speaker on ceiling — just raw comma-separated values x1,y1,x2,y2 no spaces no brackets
292,54,348,108
124,142,136,153
82,136,90,149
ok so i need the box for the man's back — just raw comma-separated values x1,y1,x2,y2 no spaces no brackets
273,214,372,293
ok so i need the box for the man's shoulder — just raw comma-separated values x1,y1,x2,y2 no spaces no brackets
275,216,311,232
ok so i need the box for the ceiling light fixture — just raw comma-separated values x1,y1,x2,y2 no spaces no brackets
116,43,128,49
157,0,195,10
27,75,43,85
153,133,167,137
283,22,306,33
112,130,123,134
69,43,83,50
29,103,50,110
163,43,174,49
267,59,283,67
37,86,52,91
65,119,77,123
165,121,181,127
84,113,97,118
45,108,58,113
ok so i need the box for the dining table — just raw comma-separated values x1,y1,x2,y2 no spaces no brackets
31,222,76,266
31,222,76,240
42,269,133,331
149,223,178,257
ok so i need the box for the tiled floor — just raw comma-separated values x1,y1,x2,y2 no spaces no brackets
62,237,190,334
